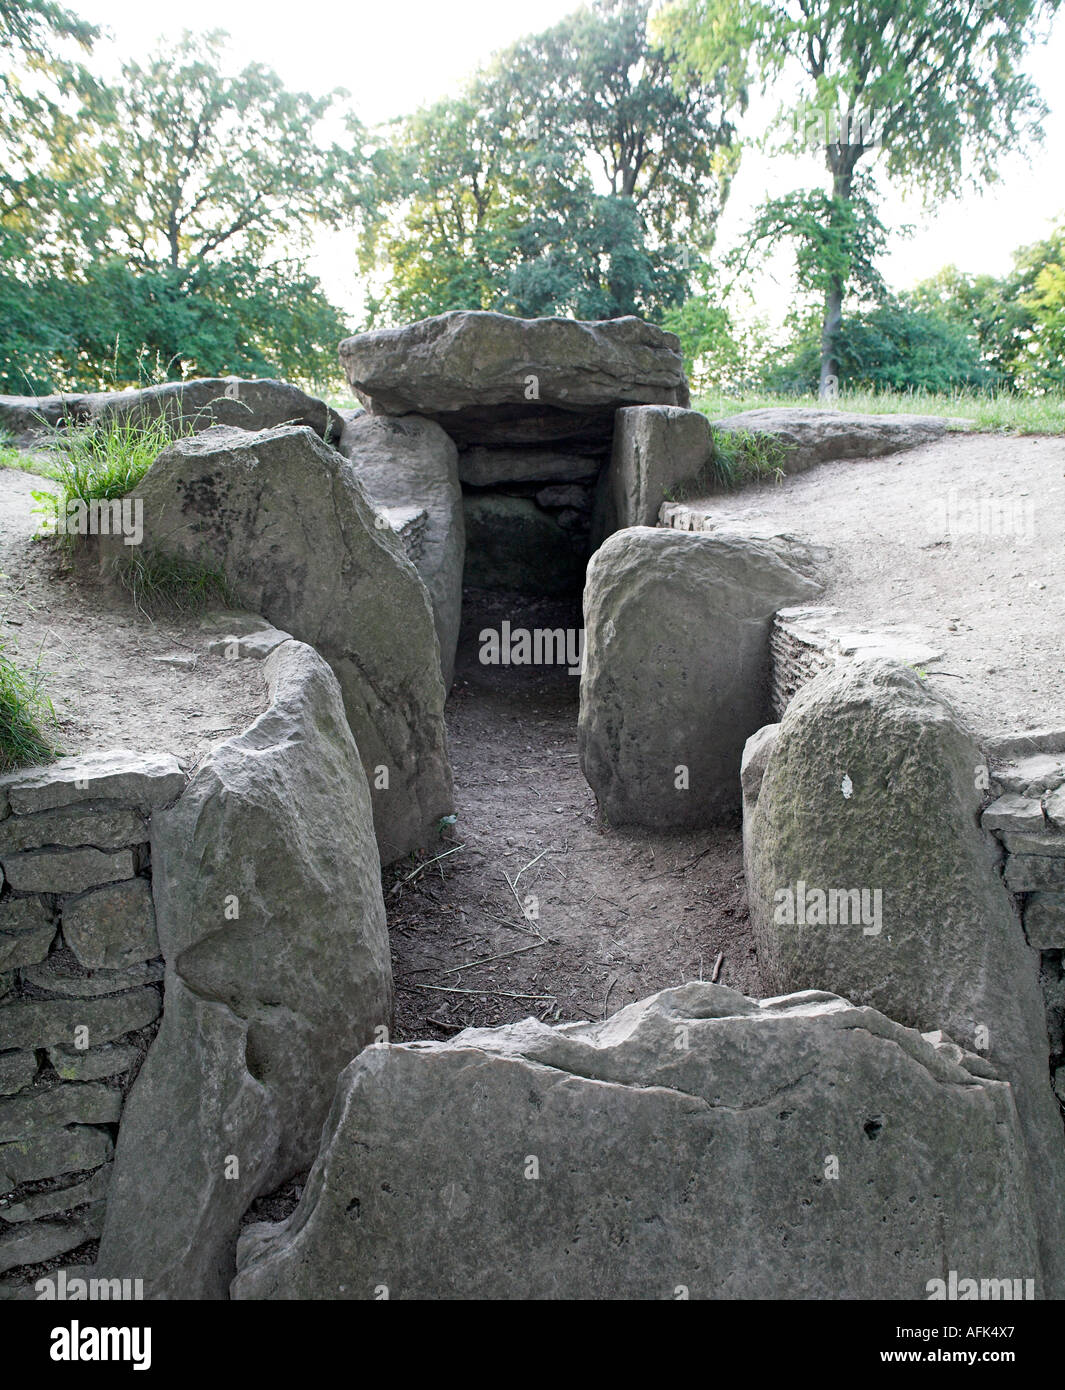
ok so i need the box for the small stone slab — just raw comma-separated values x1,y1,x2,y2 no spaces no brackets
63,879,159,970
982,794,1046,835
1005,855,1065,893
0,987,162,1052
0,751,185,816
0,848,135,894
0,802,147,854
0,1083,122,1143
0,1126,113,1190
0,1053,36,1097
46,1042,139,1082
0,899,56,971
0,1163,112,1223
1024,893,1065,950
0,1210,103,1275
20,956,163,999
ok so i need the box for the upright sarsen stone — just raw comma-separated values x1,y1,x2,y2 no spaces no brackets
108,424,453,863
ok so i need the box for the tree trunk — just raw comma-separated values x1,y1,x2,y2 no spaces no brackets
819,153,857,399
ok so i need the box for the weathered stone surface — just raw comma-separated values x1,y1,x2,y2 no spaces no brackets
600,405,713,536
107,425,452,863
1025,894,1065,950
579,527,821,827
0,987,161,1052
233,983,1042,1301
0,751,184,817
47,1041,140,1082
0,1209,103,1275
0,898,55,971
21,955,163,998
1045,784,1065,829
464,494,588,597
742,660,1065,1296
1,1163,111,1223
0,1083,122,1143
0,802,147,855
993,753,1065,798
0,1125,112,1190
0,380,341,447
982,793,1046,835
63,879,158,971
739,723,780,810
97,641,393,1299
0,1052,36,1096
0,847,134,894
205,627,292,661
90,378,343,442
1002,831,1065,857
711,407,963,475
339,413,464,690
340,312,689,449
1006,855,1065,892
459,446,602,487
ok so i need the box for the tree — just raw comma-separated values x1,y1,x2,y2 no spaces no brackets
661,0,1062,394
353,0,744,323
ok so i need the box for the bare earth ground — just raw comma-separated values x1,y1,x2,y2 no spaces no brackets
683,433,1065,740
387,588,757,1042
0,467,268,767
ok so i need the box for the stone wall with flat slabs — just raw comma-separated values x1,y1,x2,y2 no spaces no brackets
0,751,183,1284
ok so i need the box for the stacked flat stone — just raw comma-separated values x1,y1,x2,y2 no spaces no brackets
0,752,183,1279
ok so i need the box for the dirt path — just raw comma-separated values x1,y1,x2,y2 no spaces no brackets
679,433,1065,740
0,467,267,767
387,589,756,1042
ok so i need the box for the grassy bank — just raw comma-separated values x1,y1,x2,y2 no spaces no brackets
693,387,1065,435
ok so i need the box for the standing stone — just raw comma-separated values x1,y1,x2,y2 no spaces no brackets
597,405,713,539
339,311,689,449
103,425,453,863
578,527,822,827
96,641,393,1299
232,984,1042,1300
338,414,464,690
742,659,1065,1297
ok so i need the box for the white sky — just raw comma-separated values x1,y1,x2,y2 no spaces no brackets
74,0,1065,327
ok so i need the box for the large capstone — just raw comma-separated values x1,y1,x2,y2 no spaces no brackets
742,659,1065,1296
339,311,689,450
95,641,393,1299
106,424,453,863
338,413,464,690
231,983,1043,1300
578,526,822,827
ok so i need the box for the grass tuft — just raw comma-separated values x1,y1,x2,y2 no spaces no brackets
110,549,235,616
0,637,60,772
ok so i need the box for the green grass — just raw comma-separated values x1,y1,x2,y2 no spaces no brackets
111,549,235,616
693,386,1065,435
36,415,192,538
0,637,60,772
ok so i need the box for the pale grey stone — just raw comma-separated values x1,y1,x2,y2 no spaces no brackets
103,426,452,863
0,847,135,894
600,405,713,536
90,378,342,442
0,987,161,1051
0,1083,122,1142
1024,894,1065,950
1002,832,1065,858
0,898,55,971
0,1126,113,1190
20,956,163,999
1005,856,1065,892
578,527,821,827
47,1042,140,1082
232,984,1041,1301
982,794,1047,835
1044,785,1065,829
993,754,1065,797
97,641,393,1300
205,628,292,660
63,879,158,970
742,659,1065,1297
1,1163,111,1223
0,751,184,816
340,311,688,449
0,1052,36,1096
0,803,147,854
0,1209,103,1275
339,413,465,690
740,723,780,810
711,407,963,475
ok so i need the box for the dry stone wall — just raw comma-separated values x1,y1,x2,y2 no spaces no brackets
0,752,182,1284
